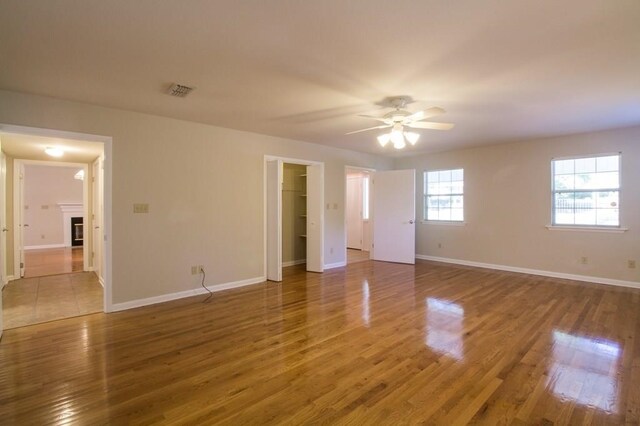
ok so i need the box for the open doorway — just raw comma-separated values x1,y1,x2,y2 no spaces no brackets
21,163,86,278
265,156,324,282
345,167,373,265
0,129,107,329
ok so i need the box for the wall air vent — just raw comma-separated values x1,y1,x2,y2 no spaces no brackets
167,83,194,97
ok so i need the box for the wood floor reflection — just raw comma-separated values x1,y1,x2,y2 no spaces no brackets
1,260,639,424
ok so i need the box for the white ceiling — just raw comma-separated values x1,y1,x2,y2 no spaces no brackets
0,0,639,156
0,133,103,163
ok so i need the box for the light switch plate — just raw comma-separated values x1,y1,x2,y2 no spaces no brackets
133,203,149,213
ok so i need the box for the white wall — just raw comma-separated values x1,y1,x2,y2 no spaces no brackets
23,165,83,247
0,90,393,305
395,126,640,284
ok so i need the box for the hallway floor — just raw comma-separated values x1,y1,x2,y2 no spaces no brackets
24,247,83,278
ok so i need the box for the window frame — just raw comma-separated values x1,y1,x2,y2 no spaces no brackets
550,152,622,229
423,168,465,223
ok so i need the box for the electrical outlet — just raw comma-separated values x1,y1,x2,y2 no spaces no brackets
191,265,198,275
41,234,45,239
438,243,442,249
330,247,334,254
198,265,204,273
629,260,636,269
580,257,588,265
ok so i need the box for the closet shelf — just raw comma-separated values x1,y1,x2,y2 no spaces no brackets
300,194,307,197
300,174,307,177
299,235,307,238
300,214,307,218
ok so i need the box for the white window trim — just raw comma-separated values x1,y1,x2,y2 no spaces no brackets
546,225,628,233
423,168,464,222
550,152,623,230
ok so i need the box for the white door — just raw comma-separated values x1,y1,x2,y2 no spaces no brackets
16,162,25,278
372,169,416,264
266,160,283,281
92,158,103,282
306,163,324,273
346,176,363,249
0,149,5,336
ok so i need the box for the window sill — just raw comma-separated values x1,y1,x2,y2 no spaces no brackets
546,225,628,233
421,220,466,226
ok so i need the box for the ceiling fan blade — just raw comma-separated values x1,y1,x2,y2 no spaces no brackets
406,107,446,122
357,114,389,123
406,121,455,130
345,124,391,135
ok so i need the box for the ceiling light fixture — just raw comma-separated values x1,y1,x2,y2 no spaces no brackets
44,147,64,157
377,124,420,149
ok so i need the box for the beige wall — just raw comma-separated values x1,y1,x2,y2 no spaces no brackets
395,126,640,283
282,163,307,264
23,165,83,247
0,90,392,304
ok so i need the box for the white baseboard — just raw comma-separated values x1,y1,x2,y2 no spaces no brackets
4,275,14,284
24,243,67,250
324,261,346,269
283,259,306,267
110,275,266,312
416,254,640,289
98,276,104,288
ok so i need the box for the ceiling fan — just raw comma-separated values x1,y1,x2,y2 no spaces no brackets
346,96,454,149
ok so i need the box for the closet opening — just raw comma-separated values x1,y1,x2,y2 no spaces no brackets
265,156,324,282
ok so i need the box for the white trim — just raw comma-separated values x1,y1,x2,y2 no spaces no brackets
110,276,266,312
283,259,306,267
5,275,14,283
98,276,104,288
415,254,640,289
546,225,628,233
324,261,346,269
24,243,66,250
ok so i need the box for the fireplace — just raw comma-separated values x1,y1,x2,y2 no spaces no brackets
71,217,84,247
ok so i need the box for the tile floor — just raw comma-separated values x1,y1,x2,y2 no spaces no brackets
2,272,103,329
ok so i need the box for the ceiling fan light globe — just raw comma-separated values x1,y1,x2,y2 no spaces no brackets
404,132,419,145
390,129,404,146
393,139,406,149
377,133,391,147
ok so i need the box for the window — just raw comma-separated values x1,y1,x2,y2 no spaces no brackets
552,154,620,227
362,175,370,220
424,169,464,221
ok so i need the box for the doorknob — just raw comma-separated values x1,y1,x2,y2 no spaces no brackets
23,224,29,227
409,220,415,224
94,226,100,229
2,228,7,232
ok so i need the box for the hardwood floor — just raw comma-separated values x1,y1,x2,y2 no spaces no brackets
2,272,103,329
347,248,370,264
1,260,639,424
24,247,84,278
